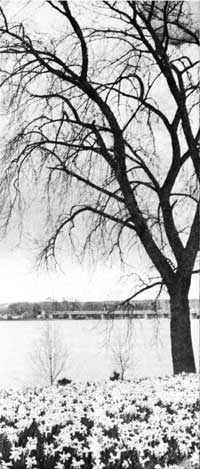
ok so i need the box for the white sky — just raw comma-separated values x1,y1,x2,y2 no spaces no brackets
0,242,198,304
0,250,131,303
0,1,199,304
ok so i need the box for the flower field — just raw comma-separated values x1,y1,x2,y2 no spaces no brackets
0,374,199,469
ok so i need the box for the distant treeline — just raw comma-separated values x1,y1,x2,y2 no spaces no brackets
7,299,159,316
2,299,199,319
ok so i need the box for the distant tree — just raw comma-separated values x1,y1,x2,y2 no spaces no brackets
30,321,69,385
32,303,41,318
0,1,199,373
9,303,29,316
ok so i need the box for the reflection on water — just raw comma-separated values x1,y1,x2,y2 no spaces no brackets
0,318,199,387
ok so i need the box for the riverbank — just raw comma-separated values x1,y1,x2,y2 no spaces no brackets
0,374,199,468
0,312,199,320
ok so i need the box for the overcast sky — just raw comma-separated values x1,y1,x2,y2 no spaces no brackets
0,1,199,304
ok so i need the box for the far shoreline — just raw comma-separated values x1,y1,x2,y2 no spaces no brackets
0,312,199,321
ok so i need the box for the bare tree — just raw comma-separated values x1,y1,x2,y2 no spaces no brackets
31,321,69,386
110,333,134,381
0,1,199,374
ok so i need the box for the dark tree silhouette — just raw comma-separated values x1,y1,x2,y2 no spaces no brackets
0,1,199,373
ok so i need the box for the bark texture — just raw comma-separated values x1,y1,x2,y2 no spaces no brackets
170,280,196,374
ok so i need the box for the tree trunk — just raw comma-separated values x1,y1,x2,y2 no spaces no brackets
170,281,196,374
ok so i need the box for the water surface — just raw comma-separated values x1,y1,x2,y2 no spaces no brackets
0,318,198,387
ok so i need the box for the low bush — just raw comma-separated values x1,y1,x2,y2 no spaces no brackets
57,378,72,386
109,371,120,381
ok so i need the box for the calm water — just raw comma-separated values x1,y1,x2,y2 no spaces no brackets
0,318,199,387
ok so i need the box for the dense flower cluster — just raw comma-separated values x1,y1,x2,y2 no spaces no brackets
0,374,199,468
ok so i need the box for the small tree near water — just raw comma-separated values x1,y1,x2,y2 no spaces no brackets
30,322,69,386
110,333,134,381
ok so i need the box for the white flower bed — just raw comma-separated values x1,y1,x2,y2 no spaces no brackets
0,374,199,468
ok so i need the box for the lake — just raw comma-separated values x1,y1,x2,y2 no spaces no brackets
0,318,199,387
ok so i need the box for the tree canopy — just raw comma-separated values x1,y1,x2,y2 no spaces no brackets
0,1,199,373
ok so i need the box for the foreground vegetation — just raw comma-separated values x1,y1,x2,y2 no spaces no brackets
0,374,199,468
